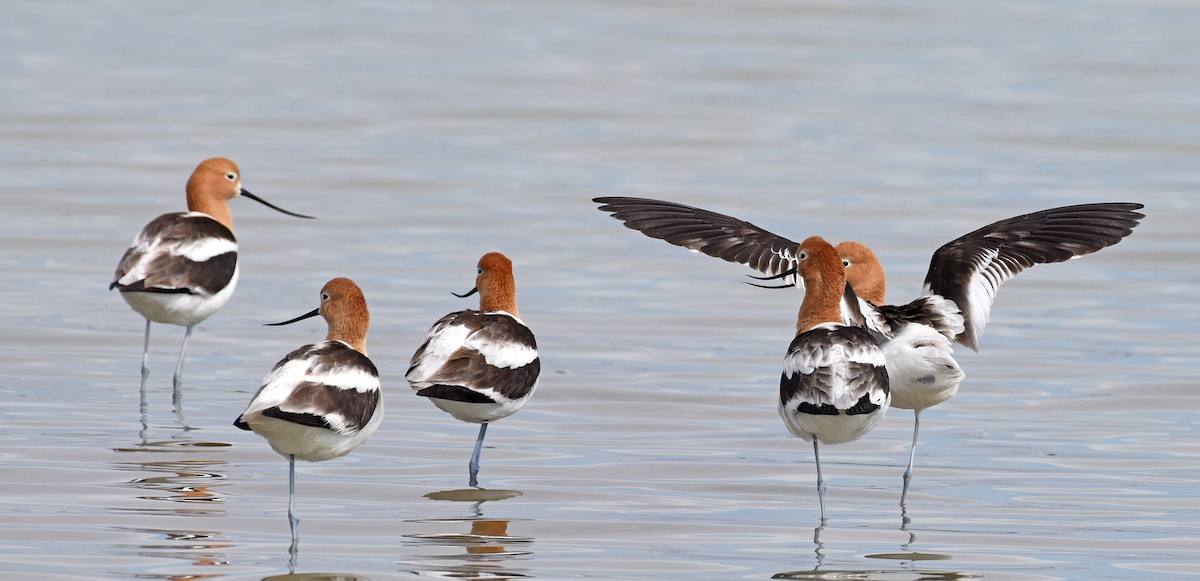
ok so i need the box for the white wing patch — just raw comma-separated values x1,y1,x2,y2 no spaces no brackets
468,335,538,369
961,247,1018,340
406,322,470,388
171,234,237,262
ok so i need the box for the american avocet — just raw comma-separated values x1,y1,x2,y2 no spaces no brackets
234,277,383,546
406,252,540,488
111,157,314,395
781,236,890,520
594,196,1144,503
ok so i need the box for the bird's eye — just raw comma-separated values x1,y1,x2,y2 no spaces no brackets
225,172,237,181
798,251,807,260
321,293,330,301
477,268,483,275
843,259,851,267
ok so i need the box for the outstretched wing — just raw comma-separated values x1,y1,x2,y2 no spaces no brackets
594,196,800,280
923,202,1144,351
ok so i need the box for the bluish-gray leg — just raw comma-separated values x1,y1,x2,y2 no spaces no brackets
140,319,152,384
469,423,489,487
288,455,299,542
171,325,194,425
813,439,827,522
901,409,922,506
172,324,194,391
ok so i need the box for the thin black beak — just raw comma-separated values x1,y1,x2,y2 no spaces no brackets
744,268,798,289
746,268,797,281
744,281,796,289
452,287,479,298
241,189,316,220
264,307,320,326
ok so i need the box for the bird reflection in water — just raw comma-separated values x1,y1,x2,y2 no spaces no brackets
403,488,532,579
114,527,231,579
113,438,230,517
773,509,964,580
112,424,233,577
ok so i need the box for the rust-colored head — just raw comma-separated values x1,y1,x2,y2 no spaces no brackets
185,158,243,231
794,236,847,333
461,252,520,317
318,277,371,355
835,241,886,305
182,157,314,232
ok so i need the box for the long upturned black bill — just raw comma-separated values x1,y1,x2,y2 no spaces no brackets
744,268,798,289
452,286,479,298
264,308,321,326
241,189,316,220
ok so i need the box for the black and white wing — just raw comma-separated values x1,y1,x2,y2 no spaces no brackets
922,202,1144,351
111,212,238,297
235,341,381,435
593,196,800,280
407,310,541,408
779,324,889,445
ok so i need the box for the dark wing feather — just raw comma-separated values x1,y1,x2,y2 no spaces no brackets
593,197,800,278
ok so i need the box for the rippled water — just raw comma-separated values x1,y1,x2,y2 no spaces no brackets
2,1,1198,579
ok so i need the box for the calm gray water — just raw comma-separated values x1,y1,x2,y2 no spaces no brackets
2,1,1198,579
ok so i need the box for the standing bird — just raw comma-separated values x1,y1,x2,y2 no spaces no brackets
593,196,1144,503
234,278,383,547
407,252,540,488
781,236,890,521
111,157,314,399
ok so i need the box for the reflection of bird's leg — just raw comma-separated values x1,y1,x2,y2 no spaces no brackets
288,535,299,574
900,504,916,550
901,409,922,506
812,521,827,568
469,423,489,487
813,440,827,522
139,368,150,444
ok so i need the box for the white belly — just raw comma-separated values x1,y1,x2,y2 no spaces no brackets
883,324,966,411
122,266,239,327
247,402,383,462
779,402,889,445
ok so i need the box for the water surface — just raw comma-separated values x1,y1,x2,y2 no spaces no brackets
1,1,1197,579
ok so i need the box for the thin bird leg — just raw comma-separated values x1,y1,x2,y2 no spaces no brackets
172,324,194,390
469,423,489,487
813,440,827,522
171,325,195,427
901,409,922,506
140,318,152,382
288,454,300,543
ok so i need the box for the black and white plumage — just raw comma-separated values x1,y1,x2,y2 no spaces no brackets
594,196,1144,351
407,252,540,487
780,323,890,444
407,311,540,422
234,277,381,549
920,203,1145,351
111,157,313,395
595,196,1143,504
235,342,382,461
782,236,890,521
111,212,240,321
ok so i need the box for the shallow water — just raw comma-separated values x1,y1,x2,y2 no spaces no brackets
2,1,1198,579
